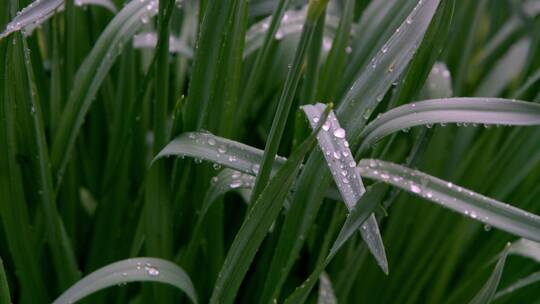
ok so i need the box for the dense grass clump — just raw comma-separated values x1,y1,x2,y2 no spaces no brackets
1,0,540,303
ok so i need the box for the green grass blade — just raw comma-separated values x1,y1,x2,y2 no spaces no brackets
240,0,290,114
303,103,388,273
0,34,49,303
469,244,510,304
52,257,198,304
249,0,329,209
475,38,529,97
316,0,355,100
179,168,254,270
0,257,11,304
209,106,328,304
359,98,540,151
182,0,236,131
51,0,158,187
19,36,80,288
358,159,540,242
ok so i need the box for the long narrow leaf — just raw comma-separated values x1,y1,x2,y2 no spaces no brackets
469,244,510,304
53,258,198,304
358,159,540,242
303,103,388,273
358,98,540,151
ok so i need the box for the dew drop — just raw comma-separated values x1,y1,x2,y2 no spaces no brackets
217,145,227,154
410,184,421,194
322,122,330,131
230,180,242,189
146,266,160,277
333,128,346,138
207,138,216,146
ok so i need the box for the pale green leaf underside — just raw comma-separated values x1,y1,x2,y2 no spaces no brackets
318,272,337,304
508,238,540,263
359,98,540,151
358,159,540,243
53,257,198,304
0,0,117,39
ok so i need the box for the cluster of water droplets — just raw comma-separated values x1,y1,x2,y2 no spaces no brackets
304,104,365,211
138,0,158,24
357,159,523,232
135,261,160,277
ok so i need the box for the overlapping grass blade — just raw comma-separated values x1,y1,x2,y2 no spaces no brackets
358,159,540,242
283,183,386,304
51,0,158,187
303,103,388,273
263,2,447,300
52,257,198,304
0,33,49,303
179,169,254,270
358,98,540,151
209,107,328,304
469,244,510,304
338,0,443,143
316,0,355,100
238,0,290,124
249,0,329,211
183,0,239,131
19,37,80,288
